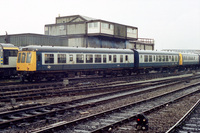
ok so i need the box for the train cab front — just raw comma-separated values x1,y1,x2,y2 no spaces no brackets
16,51,36,81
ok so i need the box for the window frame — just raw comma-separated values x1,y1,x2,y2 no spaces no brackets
58,54,66,64
45,54,54,64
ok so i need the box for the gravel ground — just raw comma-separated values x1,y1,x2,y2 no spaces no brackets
112,93,200,133
0,76,199,133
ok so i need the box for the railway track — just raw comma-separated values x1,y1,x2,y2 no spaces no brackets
0,74,199,132
166,99,200,133
30,81,200,133
0,77,180,129
0,73,199,104
0,82,65,102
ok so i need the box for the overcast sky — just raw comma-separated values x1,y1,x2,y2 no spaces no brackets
0,0,200,50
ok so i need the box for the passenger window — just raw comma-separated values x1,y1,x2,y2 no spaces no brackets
58,54,66,63
162,56,165,62
95,55,101,63
69,55,73,62
76,54,84,63
166,56,169,62
120,55,123,63
169,56,172,62
21,53,26,63
17,53,21,63
113,55,117,63
172,56,175,62
103,55,106,63
26,53,32,63
144,55,148,62
45,54,54,63
125,55,128,61
149,55,152,62
159,56,162,62
86,54,93,63
175,56,178,62
109,55,112,61
156,55,159,62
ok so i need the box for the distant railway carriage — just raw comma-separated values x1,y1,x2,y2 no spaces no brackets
134,50,180,73
17,45,134,81
199,54,200,65
181,53,199,65
0,43,18,78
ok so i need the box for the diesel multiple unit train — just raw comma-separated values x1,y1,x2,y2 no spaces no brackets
0,43,18,78
15,45,200,82
0,43,199,81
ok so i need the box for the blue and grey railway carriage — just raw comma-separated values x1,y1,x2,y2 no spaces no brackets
180,53,199,70
17,45,135,81
0,43,18,78
134,50,180,73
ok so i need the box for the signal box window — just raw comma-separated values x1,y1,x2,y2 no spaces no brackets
95,55,101,63
26,53,32,63
17,53,21,63
76,54,84,63
58,54,66,63
21,53,26,63
45,54,54,64
113,55,117,63
86,54,93,63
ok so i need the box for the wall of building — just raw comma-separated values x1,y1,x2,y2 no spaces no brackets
68,37,86,47
0,34,68,47
87,37,126,48
45,24,67,36
87,21,138,39
67,24,86,35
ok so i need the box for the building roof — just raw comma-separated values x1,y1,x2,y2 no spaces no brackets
80,15,97,21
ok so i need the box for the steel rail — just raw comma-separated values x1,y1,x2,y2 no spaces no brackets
31,82,200,133
0,77,189,129
1,74,195,103
166,99,200,133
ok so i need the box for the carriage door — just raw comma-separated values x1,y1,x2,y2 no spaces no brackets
3,50,9,65
179,53,183,65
